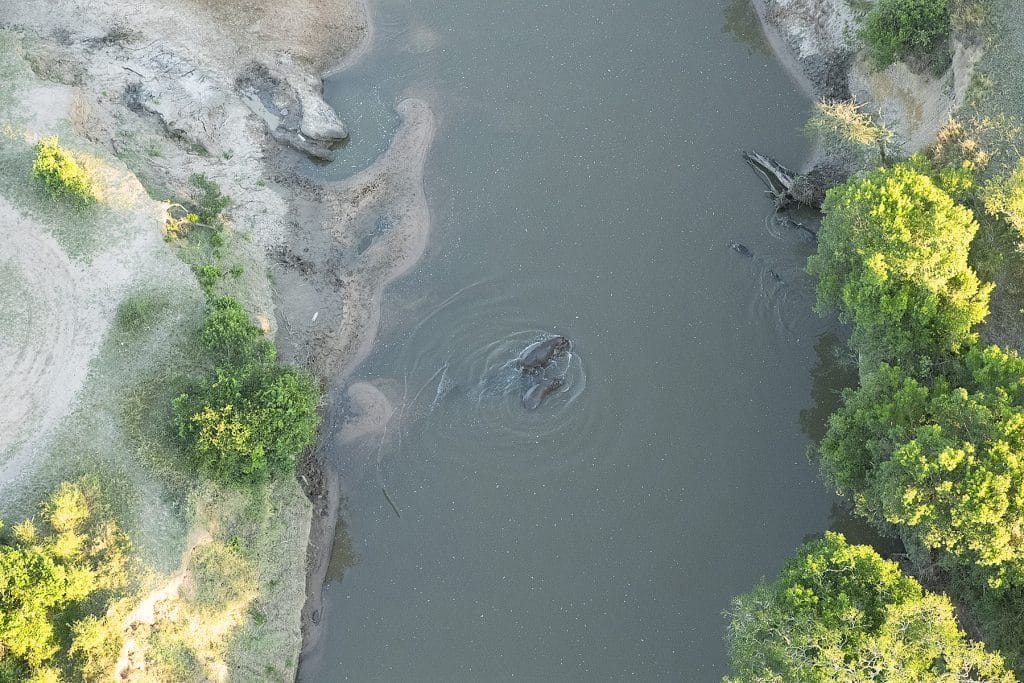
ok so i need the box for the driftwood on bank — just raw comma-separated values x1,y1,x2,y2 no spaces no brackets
743,150,799,209
742,150,849,210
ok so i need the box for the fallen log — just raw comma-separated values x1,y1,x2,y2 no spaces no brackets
743,150,798,209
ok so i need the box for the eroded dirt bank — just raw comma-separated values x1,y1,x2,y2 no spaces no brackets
751,0,982,157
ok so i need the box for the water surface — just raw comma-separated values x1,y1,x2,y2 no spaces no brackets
302,1,841,680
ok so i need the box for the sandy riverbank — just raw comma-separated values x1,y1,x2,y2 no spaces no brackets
0,0,435,676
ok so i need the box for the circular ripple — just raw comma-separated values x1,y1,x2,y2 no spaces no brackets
334,276,613,486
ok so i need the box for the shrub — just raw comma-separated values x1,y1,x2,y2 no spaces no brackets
192,264,224,298
174,298,320,485
199,296,274,365
31,137,97,207
188,173,230,226
984,157,1024,239
860,0,950,69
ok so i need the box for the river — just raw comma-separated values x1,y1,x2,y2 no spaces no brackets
300,0,845,679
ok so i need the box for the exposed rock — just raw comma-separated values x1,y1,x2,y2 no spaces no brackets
237,58,348,161
755,0,857,100
755,0,983,155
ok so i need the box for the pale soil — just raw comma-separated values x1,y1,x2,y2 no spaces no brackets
754,0,982,160
0,0,435,678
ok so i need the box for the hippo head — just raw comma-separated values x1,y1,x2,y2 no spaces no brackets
553,336,571,354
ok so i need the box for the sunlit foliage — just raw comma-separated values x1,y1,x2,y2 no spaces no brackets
174,297,320,484
30,137,96,207
809,159,992,374
820,346,1024,585
725,532,1015,682
0,480,132,680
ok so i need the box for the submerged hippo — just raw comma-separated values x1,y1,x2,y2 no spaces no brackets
523,376,564,410
729,241,753,257
517,335,571,373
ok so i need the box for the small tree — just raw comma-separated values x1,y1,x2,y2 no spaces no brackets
806,99,895,166
31,137,97,207
725,532,1015,682
983,157,1024,239
174,297,320,484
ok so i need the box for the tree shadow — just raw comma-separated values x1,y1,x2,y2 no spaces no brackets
722,0,772,57
799,331,858,445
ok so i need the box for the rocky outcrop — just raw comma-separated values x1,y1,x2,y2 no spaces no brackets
754,0,857,100
237,58,349,161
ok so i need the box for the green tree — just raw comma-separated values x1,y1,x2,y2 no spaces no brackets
820,346,1024,584
0,480,131,679
860,0,950,70
808,159,992,373
724,532,1015,682
30,137,97,207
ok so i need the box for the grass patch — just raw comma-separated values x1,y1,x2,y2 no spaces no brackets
115,291,167,335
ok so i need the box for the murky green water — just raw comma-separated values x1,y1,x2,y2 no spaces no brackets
302,1,847,680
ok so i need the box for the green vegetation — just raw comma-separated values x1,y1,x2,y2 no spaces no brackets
820,347,1024,585
173,298,320,485
808,158,991,374
188,173,230,228
860,0,950,69
724,532,1015,682
983,158,1024,240
114,292,166,335
30,137,97,207
0,479,133,681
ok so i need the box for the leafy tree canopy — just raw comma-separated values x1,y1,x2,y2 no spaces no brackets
0,480,131,680
808,158,992,373
820,346,1024,584
724,532,1015,682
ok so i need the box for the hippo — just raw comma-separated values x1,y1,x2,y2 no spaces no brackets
517,335,571,373
729,242,753,257
522,376,564,410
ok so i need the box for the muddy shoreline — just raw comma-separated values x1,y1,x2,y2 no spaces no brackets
285,0,439,673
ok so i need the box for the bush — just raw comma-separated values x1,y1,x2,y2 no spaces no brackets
174,298,320,485
860,0,950,69
188,173,230,226
199,296,274,365
984,157,1024,239
31,137,97,207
